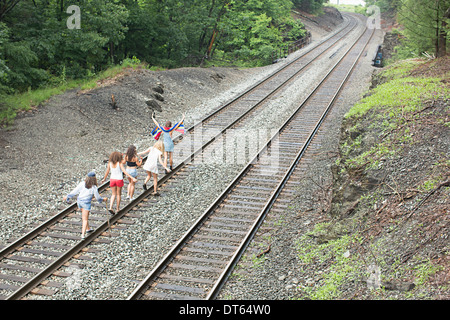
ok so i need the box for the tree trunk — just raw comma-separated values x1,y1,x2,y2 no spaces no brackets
0,0,21,22
437,5,449,57
110,42,114,64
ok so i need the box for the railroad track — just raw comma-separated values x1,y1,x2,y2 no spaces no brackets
165,14,357,164
0,13,362,300
127,20,375,300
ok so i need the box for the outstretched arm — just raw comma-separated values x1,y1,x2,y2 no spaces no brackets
120,162,138,182
93,186,107,203
152,112,160,127
101,163,110,183
64,182,83,202
137,147,151,157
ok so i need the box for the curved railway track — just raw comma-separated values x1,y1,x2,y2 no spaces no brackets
0,13,365,300
127,22,375,300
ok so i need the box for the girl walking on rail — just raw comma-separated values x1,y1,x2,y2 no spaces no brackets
138,140,170,196
124,145,142,201
151,112,185,173
64,171,107,239
102,151,138,214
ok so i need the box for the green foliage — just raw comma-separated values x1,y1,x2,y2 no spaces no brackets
0,57,147,127
0,22,11,95
393,0,449,58
362,0,449,59
292,0,324,14
296,224,364,300
345,61,449,119
364,0,400,13
326,4,367,15
0,0,315,123
217,0,306,66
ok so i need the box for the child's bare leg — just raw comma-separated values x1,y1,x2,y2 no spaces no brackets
81,209,89,235
129,180,135,198
152,173,158,193
109,187,116,210
164,152,168,168
127,177,132,197
116,187,122,211
143,172,151,190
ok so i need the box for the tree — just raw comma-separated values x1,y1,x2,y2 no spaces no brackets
0,0,21,21
0,23,11,94
292,0,324,14
0,0,311,94
216,0,305,64
397,0,450,57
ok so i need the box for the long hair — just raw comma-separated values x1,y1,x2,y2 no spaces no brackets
126,145,137,161
85,176,98,189
154,140,165,153
109,151,123,164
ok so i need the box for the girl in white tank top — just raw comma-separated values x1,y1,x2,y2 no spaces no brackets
109,161,123,180
102,151,137,214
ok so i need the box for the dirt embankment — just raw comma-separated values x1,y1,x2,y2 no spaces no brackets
325,56,449,299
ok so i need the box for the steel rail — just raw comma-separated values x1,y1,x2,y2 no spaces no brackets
1,14,359,300
207,26,375,300
171,15,354,145
127,21,375,300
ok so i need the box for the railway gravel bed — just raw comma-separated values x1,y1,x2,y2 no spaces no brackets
0,10,386,300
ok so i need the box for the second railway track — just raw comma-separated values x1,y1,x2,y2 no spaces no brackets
127,22,375,300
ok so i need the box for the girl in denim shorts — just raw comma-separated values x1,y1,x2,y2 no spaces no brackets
124,145,142,201
64,171,107,239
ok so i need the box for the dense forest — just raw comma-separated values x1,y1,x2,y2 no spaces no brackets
0,1,327,96
364,0,449,59
1,0,447,125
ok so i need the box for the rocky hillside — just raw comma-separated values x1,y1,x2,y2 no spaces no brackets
296,56,449,299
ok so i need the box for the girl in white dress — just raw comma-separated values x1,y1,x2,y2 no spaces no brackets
138,140,170,195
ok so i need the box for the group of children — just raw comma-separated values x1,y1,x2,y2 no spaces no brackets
64,113,185,239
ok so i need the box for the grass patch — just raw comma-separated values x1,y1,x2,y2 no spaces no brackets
340,59,449,173
0,57,150,127
345,76,448,119
325,4,367,15
295,223,365,300
377,58,423,80
295,222,445,299
346,59,449,120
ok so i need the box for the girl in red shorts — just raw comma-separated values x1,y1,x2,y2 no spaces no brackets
102,151,137,214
